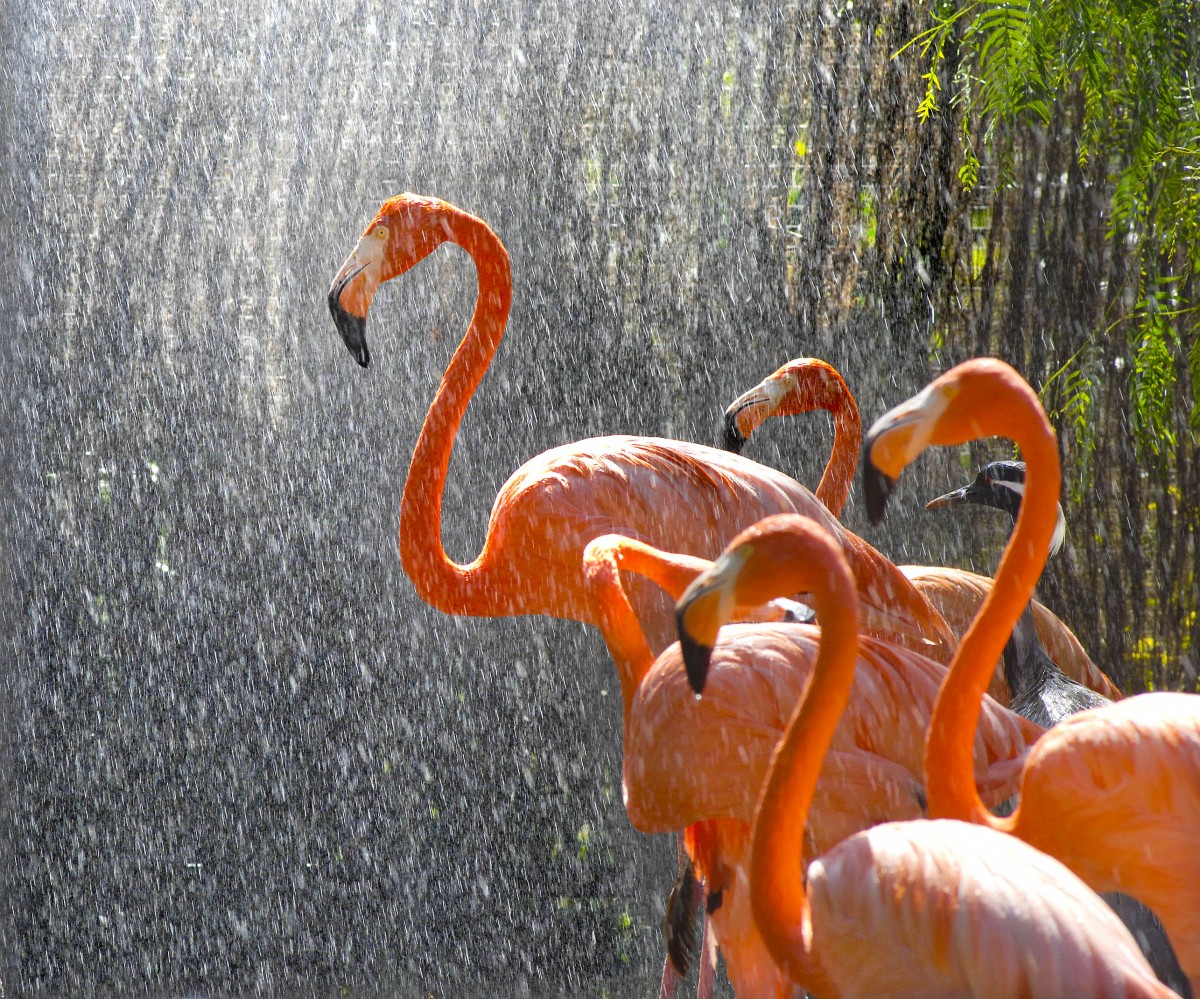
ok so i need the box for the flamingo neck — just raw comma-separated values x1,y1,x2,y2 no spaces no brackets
398,211,513,614
587,538,710,723
924,407,1061,827
814,395,862,518
586,544,658,724
749,580,855,996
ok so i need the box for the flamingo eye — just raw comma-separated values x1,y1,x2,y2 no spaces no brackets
373,225,388,240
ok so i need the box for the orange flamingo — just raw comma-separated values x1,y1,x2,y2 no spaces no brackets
722,357,861,516
863,357,1200,993
677,514,1175,998
584,532,1043,996
926,460,1190,993
721,355,1120,706
327,194,954,657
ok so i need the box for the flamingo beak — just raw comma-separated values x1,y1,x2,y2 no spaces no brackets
721,409,749,454
328,237,385,368
676,600,717,696
722,384,769,454
862,456,899,526
862,381,952,524
721,376,787,454
329,294,370,368
676,549,748,694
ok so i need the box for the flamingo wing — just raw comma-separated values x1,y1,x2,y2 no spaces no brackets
486,436,954,654
623,624,1039,834
1015,694,1200,908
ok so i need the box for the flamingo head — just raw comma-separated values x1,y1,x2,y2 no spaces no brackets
862,358,1037,524
721,359,851,454
328,194,454,368
676,514,858,695
722,367,794,453
676,544,748,694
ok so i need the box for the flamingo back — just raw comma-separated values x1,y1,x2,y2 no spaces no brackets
810,820,1174,998
1013,693,1200,942
622,623,1041,835
474,435,953,654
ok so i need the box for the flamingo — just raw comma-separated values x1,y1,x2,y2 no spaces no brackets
676,513,1176,998
721,356,1120,706
863,356,1200,994
722,357,860,516
929,461,1190,995
326,194,954,657
584,531,1044,996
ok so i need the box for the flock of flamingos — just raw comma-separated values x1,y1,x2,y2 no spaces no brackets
328,194,1200,998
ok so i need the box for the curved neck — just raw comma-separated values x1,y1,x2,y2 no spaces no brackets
398,211,513,612
585,537,709,723
748,577,855,996
924,408,1061,827
812,394,861,518
774,367,861,518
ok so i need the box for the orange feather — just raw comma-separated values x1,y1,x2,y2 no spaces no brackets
683,515,1175,998
865,357,1200,994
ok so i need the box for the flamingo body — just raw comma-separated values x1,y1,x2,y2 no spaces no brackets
623,622,1038,834
476,433,900,651
1013,692,1200,947
328,195,953,658
863,358,1200,993
808,820,1173,998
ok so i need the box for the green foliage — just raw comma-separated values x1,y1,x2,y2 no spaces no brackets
1188,328,1200,434
958,146,980,190
917,70,942,122
1132,327,1177,457
1044,342,1099,497
904,0,1200,463
971,0,1049,130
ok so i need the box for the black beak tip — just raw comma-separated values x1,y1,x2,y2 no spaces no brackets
678,626,713,696
721,413,746,455
862,454,898,526
329,294,371,369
